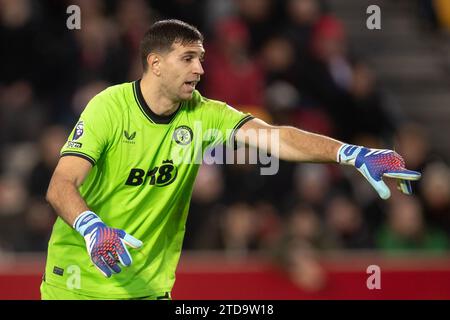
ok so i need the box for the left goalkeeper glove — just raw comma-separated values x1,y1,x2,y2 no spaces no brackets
74,211,143,277
338,144,421,199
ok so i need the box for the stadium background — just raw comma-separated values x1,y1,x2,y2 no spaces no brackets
0,0,449,299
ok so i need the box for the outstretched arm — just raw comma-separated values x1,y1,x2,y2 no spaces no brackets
235,118,343,163
235,118,421,199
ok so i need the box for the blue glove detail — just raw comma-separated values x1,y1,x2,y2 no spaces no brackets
73,211,143,277
338,144,421,199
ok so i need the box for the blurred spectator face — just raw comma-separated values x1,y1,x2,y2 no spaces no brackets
325,196,362,236
0,81,33,111
265,81,300,120
421,162,450,210
72,1,119,72
394,123,428,170
288,206,320,242
0,0,31,28
294,164,330,204
260,36,295,72
312,16,347,61
72,0,104,21
388,196,423,239
235,0,271,22
0,176,27,216
350,63,376,98
192,164,224,203
288,0,320,25
287,246,326,292
76,18,113,62
216,18,250,55
221,202,257,251
116,0,152,32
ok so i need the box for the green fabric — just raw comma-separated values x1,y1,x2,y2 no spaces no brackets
40,281,170,300
43,81,251,298
375,225,449,253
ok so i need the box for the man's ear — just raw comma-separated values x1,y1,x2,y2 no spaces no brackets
147,53,161,76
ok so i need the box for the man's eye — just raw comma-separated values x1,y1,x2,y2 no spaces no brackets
184,57,192,62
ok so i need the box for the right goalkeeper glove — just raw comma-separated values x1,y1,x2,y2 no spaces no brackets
338,144,421,199
73,211,143,277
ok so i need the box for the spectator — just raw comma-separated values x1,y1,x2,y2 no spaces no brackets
0,175,28,251
282,204,330,250
283,0,322,67
300,15,356,140
148,0,207,33
27,126,68,198
282,242,328,292
203,17,265,110
235,0,280,55
324,194,374,249
420,161,450,233
349,62,396,143
286,163,333,213
15,126,67,252
0,81,48,148
394,122,431,173
375,196,449,253
0,0,38,85
72,0,129,85
184,164,226,249
219,202,259,256
115,0,155,80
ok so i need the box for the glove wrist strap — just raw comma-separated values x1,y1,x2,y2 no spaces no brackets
338,144,362,166
336,144,346,163
73,211,103,236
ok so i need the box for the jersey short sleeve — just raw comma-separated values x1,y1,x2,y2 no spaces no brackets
60,93,113,165
200,96,254,149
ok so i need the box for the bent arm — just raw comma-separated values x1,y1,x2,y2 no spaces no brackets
235,118,343,163
46,156,93,226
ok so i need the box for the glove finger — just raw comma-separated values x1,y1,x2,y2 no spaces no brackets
359,164,391,199
121,233,143,249
116,241,133,267
370,178,391,200
103,252,121,274
92,256,112,278
107,252,122,274
383,169,421,181
397,179,412,195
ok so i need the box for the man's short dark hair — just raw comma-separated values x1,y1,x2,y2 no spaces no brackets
140,19,204,72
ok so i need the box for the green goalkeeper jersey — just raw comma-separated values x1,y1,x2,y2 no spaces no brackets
44,80,252,298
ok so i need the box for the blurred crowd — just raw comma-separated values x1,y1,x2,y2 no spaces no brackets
1,0,449,291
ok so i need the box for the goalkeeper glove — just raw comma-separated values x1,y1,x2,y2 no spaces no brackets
338,144,421,199
73,211,143,277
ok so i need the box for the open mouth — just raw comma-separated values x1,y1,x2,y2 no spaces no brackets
184,81,197,89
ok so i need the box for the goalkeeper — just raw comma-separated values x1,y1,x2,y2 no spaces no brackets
41,19,420,300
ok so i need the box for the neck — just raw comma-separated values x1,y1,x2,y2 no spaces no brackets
140,75,180,116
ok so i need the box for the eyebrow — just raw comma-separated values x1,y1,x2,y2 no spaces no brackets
180,50,205,57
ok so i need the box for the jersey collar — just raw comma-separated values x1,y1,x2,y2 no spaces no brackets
133,79,181,124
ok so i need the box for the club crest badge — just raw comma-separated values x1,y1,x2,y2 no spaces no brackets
173,126,193,145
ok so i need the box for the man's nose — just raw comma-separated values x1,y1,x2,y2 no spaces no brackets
194,60,204,75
